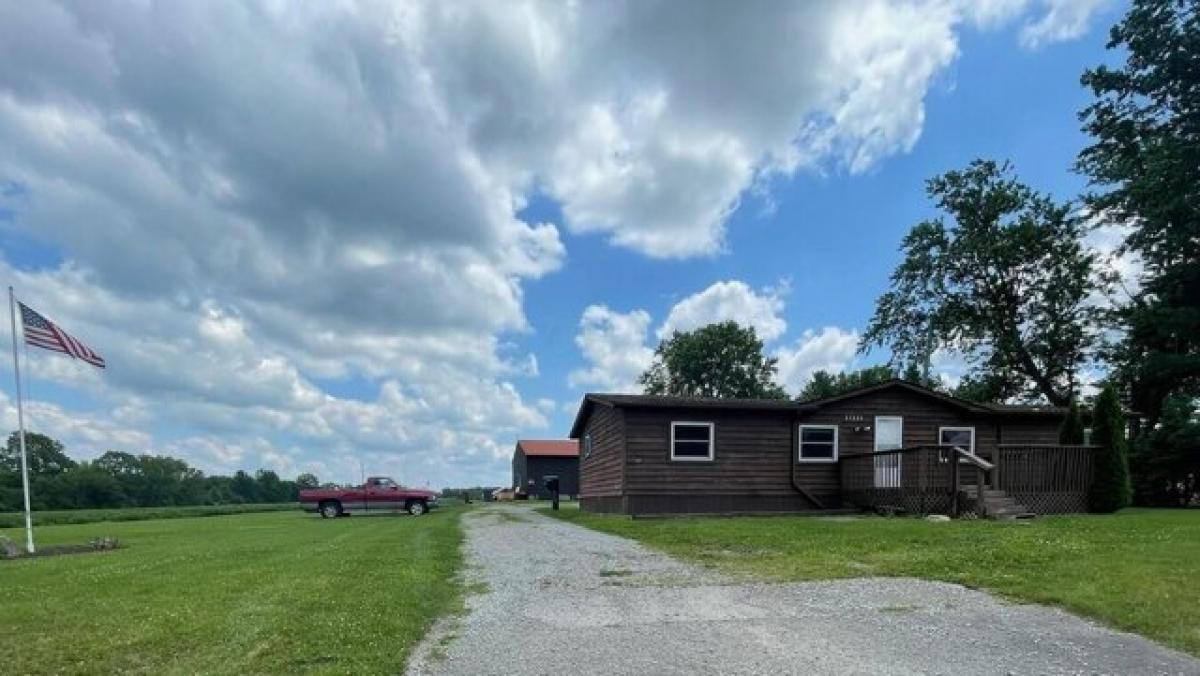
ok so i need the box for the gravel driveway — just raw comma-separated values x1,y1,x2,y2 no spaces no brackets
408,504,1198,675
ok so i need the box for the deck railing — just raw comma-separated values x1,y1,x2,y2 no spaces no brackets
841,444,1097,517
840,445,989,517
995,445,1096,514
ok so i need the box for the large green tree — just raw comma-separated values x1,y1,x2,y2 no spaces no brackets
639,321,787,399
1,432,77,475
295,473,320,490
1077,0,1200,423
861,160,1096,406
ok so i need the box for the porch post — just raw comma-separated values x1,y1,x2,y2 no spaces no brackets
976,465,985,517
950,451,959,518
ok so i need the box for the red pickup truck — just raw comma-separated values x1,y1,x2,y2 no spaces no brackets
299,476,439,518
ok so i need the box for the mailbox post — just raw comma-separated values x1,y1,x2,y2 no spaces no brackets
543,475,560,510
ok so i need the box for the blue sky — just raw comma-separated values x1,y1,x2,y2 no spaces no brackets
517,5,1124,442
0,1,1124,487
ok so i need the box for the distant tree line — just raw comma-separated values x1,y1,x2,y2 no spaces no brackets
636,1,1198,511
0,432,319,511
440,487,501,503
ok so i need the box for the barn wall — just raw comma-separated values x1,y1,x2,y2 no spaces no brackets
523,456,580,499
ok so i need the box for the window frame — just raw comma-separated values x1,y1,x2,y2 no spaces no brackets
669,421,715,462
938,426,976,455
582,433,593,459
797,424,839,463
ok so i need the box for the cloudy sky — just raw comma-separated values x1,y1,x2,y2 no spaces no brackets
0,0,1120,487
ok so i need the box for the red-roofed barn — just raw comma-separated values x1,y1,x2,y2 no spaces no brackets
512,439,579,499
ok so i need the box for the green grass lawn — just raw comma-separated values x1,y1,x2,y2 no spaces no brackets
0,507,467,674
0,503,296,528
544,507,1200,656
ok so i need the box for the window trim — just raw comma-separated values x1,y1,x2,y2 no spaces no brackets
798,424,839,463
938,426,976,455
669,421,715,462
582,433,593,459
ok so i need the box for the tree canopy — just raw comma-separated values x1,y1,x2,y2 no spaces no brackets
2,432,76,476
1077,0,1200,422
797,366,901,401
861,160,1096,406
0,432,318,512
639,321,787,399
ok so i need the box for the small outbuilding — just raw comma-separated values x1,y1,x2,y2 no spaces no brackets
512,439,579,499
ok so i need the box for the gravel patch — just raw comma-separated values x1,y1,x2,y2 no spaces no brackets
407,504,1199,675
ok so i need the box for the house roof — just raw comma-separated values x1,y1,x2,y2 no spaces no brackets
583,393,798,410
796,379,995,414
983,403,1069,416
516,439,579,458
796,380,1067,416
568,393,797,438
568,380,1066,438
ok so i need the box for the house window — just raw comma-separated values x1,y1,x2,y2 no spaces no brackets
798,425,838,463
670,422,714,461
939,426,975,454
583,434,593,459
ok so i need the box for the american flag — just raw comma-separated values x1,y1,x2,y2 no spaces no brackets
19,302,106,368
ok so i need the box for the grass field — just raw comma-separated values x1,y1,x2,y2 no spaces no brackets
1,507,466,674
0,503,296,528
544,507,1200,656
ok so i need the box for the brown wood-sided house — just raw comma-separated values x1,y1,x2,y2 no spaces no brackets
569,380,1096,517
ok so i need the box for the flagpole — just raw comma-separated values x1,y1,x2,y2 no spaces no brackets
8,286,34,554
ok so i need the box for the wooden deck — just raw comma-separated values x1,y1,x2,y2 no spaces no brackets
840,445,1096,518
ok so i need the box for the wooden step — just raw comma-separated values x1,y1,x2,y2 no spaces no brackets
959,488,1036,519
963,487,1009,499
993,511,1038,521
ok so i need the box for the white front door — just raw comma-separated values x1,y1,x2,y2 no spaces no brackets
874,416,903,488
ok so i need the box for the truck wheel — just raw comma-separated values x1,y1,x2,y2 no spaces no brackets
319,501,342,519
406,500,427,516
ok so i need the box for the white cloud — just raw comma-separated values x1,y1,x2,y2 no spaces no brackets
1019,0,1111,49
0,260,548,486
957,0,1110,49
0,1,1107,485
1084,214,1142,306
568,306,654,392
572,284,857,397
658,280,788,342
0,390,152,461
930,348,970,390
774,327,861,392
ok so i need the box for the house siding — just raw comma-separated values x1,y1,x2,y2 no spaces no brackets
996,417,1063,445
796,389,1000,460
579,404,624,502
573,385,1068,516
621,407,818,514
